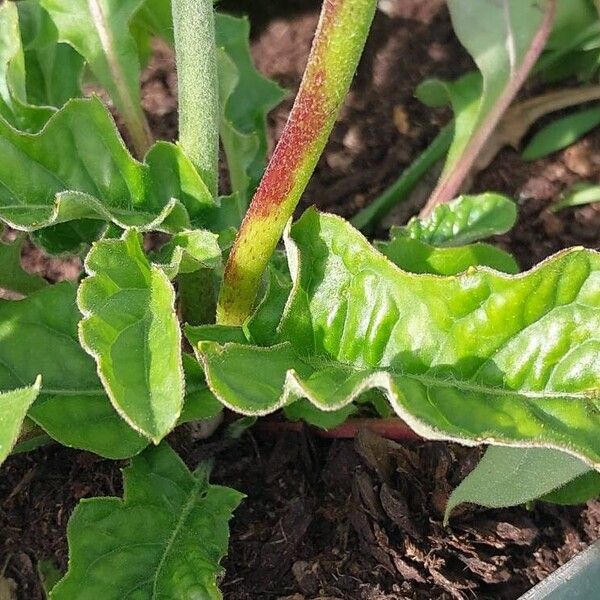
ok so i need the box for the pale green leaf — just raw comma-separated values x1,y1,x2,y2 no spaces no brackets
40,0,151,154
445,446,593,522
393,193,517,246
0,282,147,458
0,379,40,465
197,210,600,470
0,98,216,249
78,230,184,443
0,235,48,295
51,443,244,600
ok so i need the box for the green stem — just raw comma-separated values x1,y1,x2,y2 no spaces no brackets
351,123,454,232
217,0,378,325
172,0,219,197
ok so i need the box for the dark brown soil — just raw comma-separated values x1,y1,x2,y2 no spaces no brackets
1,1,600,599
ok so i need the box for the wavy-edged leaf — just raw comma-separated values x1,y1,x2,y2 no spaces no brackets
377,236,518,275
445,446,593,522
0,235,48,295
0,2,55,132
198,210,600,470
16,0,84,108
522,105,600,161
393,193,517,246
51,443,243,600
0,98,216,249
0,379,40,465
78,229,184,443
0,282,147,458
40,0,151,155
215,14,286,216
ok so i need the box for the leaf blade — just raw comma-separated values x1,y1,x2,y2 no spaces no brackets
51,443,243,600
78,230,185,442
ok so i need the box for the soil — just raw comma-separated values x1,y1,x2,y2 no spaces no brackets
1,1,600,599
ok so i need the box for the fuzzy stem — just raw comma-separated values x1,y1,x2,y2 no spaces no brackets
172,0,219,197
217,0,378,326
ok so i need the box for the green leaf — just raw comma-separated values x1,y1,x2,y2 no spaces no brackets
552,182,600,212
377,236,519,275
0,379,40,466
51,443,244,600
215,14,285,215
523,105,600,161
445,446,593,522
423,0,554,208
392,193,517,246
78,230,184,443
542,469,600,504
0,2,55,132
40,0,151,155
153,229,221,279
198,210,600,470
0,235,48,295
16,0,84,108
0,282,147,459
0,98,216,249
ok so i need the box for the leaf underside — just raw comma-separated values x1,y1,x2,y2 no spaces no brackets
197,210,600,470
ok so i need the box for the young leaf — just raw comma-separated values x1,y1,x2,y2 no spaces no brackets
51,443,243,600
153,229,221,279
0,2,55,132
78,230,185,443
0,235,48,295
445,446,593,522
0,379,41,466
40,0,152,156
392,193,517,246
377,237,519,275
198,210,600,470
522,105,600,161
16,0,84,108
0,98,216,249
0,283,147,459
422,0,556,213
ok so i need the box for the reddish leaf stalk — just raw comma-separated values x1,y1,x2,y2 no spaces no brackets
217,0,378,325
420,0,557,217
